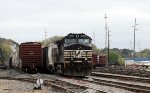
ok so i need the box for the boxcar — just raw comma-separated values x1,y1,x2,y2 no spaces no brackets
19,42,42,73
97,55,106,66
92,54,97,68
92,54,106,67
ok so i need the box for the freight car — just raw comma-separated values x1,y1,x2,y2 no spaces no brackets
42,44,57,73
92,54,106,67
43,33,93,76
9,50,19,69
19,42,42,73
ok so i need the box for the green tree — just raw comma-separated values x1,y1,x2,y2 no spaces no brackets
109,51,118,65
109,51,125,65
92,44,102,55
118,55,125,65
121,49,133,58
0,43,12,62
138,49,150,57
0,38,18,62
41,36,63,47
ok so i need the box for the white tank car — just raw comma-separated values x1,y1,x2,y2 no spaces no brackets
48,43,58,66
10,50,20,69
43,43,58,73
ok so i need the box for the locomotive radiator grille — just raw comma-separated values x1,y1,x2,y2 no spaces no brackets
64,50,92,63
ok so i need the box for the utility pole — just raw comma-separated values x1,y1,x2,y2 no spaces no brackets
107,28,110,66
104,14,108,66
104,14,108,49
44,28,47,46
132,18,138,59
93,29,95,45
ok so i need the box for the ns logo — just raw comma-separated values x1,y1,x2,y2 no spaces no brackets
75,50,83,58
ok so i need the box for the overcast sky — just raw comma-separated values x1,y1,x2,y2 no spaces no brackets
0,0,150,51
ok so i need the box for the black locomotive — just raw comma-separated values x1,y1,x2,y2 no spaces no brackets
43,33,93,76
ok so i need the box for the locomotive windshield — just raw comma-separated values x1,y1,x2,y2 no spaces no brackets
78,39,90,44
65,39,76,44
64,38,91,45
64,33,92,46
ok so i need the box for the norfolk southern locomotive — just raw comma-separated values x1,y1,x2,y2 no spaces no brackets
43,33,92,76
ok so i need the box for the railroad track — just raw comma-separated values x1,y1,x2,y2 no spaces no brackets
42,76,106,93
0,77,36,83
0,76,105,93
0,69,140,93
0,77,81,93
92,72,150,83
31,73,107,93
44,79,87,93
87,72,150,93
